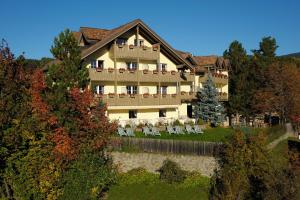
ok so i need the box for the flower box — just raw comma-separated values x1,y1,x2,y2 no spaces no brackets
153,70,158,74
161,70,167,75
143,93,150,98
96,68,103,72
181,91,187,95
142,45,147,50
129,45,134,49
189,91,194,95
153,94,158,98
143,69,149,74
162,94,167,98
119,68,125,73
119,93,126,98
171,94,177,97
118,44,124,48
108,68,114,73
129,69,136,73
130,94,136,98
171,70,176,75
152,45,158,51
190,71,195,75
108,93,115,98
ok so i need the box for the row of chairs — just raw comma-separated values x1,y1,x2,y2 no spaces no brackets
117,125,204,137
117,127,135,137
142,126,161,136
167,125,203,134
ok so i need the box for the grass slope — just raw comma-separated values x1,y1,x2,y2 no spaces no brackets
107,169,210,200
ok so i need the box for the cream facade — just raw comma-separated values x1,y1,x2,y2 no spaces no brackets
75,19,228,126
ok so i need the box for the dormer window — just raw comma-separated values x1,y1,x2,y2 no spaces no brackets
116,38,127,45
91,60,97,68
134,39,144,46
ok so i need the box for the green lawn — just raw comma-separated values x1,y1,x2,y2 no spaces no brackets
107,169,210,200
270,138,289,168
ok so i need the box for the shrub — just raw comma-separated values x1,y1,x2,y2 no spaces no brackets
172,119,183,126
157,159,186,183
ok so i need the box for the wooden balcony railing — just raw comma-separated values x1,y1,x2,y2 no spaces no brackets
89,68,195,83
110,44,160,60
96,94,181,106
199,73,228,85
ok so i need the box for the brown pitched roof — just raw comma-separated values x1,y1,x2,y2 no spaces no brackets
79,27,110,41
193,56,218,66
79,19,194,70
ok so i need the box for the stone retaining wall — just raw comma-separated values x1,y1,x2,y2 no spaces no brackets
111,152,217,177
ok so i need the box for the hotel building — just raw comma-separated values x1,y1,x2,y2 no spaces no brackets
72,19,229,126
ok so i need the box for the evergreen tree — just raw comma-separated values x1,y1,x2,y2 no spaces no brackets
195,73,225,126
223,41,249,124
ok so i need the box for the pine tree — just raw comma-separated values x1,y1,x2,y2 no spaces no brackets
195,73,225,126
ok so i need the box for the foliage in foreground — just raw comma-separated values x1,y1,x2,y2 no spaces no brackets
0,30,116,199
210,130,297,200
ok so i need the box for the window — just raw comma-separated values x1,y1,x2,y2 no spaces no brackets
97,60,104,69
159,109,166,118
134,39,144,46
129,110,137,119
126,62,138,70
91,60,97,68
160,86,167,94
94,85,104,95
126,85,138,94
159,63,167,71
116,38,127,45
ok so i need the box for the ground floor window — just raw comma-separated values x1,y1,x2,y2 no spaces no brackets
159,109,166,118
129,110,137,119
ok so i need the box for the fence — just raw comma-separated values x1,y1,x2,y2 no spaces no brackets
109,137,223,156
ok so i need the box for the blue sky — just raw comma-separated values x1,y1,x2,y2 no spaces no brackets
1,0,299,59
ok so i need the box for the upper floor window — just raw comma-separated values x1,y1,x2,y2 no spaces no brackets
134,39,144,46
159,63,167,71
116,38,127,45
126,62,138,70
94,85,104,95
91,60,104,69
157,86,167,94
97,60,104,69
126,85,138,94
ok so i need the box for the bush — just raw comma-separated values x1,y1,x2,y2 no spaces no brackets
157,159,186,184
58,151,116,200
172,119,183,126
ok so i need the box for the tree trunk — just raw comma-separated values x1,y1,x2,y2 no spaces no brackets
4,179,11,199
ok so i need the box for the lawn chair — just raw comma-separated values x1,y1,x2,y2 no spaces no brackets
167,126,176,134
125,128,135,137
175,126,184,134
185,124,195,134
194,125,204,134
142,126,152,136
117,127,127,136
150,127,161,136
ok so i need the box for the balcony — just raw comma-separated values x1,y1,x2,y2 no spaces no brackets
180,91,196,101
89,68,195,83
199,73,228,85
110,44,160,61
98,94,181,107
